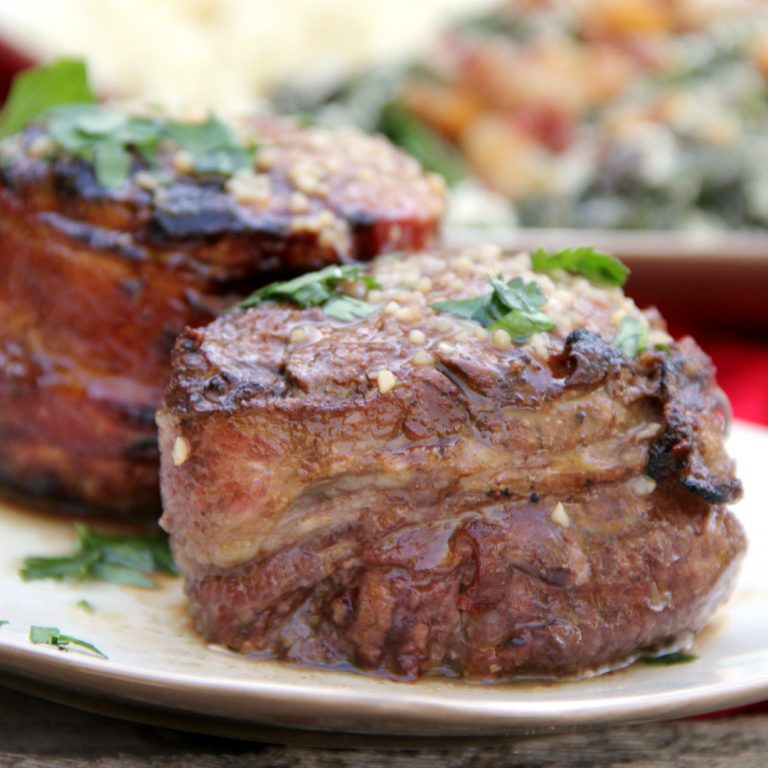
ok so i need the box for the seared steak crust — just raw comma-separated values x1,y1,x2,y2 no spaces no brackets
0,118,443,516
159,246,745,680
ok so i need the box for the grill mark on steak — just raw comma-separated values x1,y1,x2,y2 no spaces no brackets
38,211,148,261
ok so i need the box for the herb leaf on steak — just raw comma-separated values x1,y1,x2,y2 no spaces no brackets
531,246,629,287
0,58,95,139
0,59,259,187
615,316,649,357
431,274,555,341
238,264,381,321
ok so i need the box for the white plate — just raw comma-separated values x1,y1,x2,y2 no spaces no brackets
0,421,766,740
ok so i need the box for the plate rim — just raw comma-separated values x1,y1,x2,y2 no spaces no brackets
0,420,766,737
1,636,767,736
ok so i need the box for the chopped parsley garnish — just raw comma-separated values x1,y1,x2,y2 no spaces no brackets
531,246,629,287
21,523,177,589
0,620,8,628
323,296,380,321
431,275,555,341
29,626,107,659
379,102,467,187
615,316,649,357
0,58,95,139
237,264,381,321
164,115,254,176
0,59,257,187
640,650,699,666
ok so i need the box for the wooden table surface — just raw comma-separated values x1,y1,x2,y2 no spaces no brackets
1,684,766,767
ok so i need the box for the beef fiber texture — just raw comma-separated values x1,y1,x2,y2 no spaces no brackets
159,246,745,681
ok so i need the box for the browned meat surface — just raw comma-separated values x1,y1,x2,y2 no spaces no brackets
158,245,745,681
0,116,444,516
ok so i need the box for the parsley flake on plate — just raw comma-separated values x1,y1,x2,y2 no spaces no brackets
531,246,629,287
76,599,95,614
431,274,555,342
640,650,699,666
21,523,177,589
29,626,107,659
237,264,381,321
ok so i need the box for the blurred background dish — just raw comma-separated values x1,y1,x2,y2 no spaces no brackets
2,0,768,233
274,0,768,233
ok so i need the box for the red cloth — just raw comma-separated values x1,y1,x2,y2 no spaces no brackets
701,334,768,426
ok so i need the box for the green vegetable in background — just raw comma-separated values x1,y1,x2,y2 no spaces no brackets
379,102,467,187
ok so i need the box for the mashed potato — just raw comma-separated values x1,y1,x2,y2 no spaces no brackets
0,0,491,111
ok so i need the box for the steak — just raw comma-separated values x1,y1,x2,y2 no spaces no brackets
158,245,745,681
0,115,444,516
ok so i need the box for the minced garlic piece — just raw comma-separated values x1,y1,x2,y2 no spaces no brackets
226,170,271,205
376,370,397,394
289,326,308,344
491,329,513,349
628,476,657,496
412,350,435,366
28,135,52,158
395,306,421,324
172,150,195,174
288,191,311,214
551,502,571,528
172,436,191,467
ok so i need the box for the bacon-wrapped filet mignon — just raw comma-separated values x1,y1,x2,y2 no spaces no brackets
0,106,444,517
158,244,745,681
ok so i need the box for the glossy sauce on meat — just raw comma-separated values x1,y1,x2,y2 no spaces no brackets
158,245,745,681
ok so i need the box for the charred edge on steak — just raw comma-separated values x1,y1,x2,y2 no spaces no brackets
647,347,742,504
149,183,274,240
169,329,283,415
551,330,739,504
550,329,626,387
53,157,126,201
38,212,147,261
